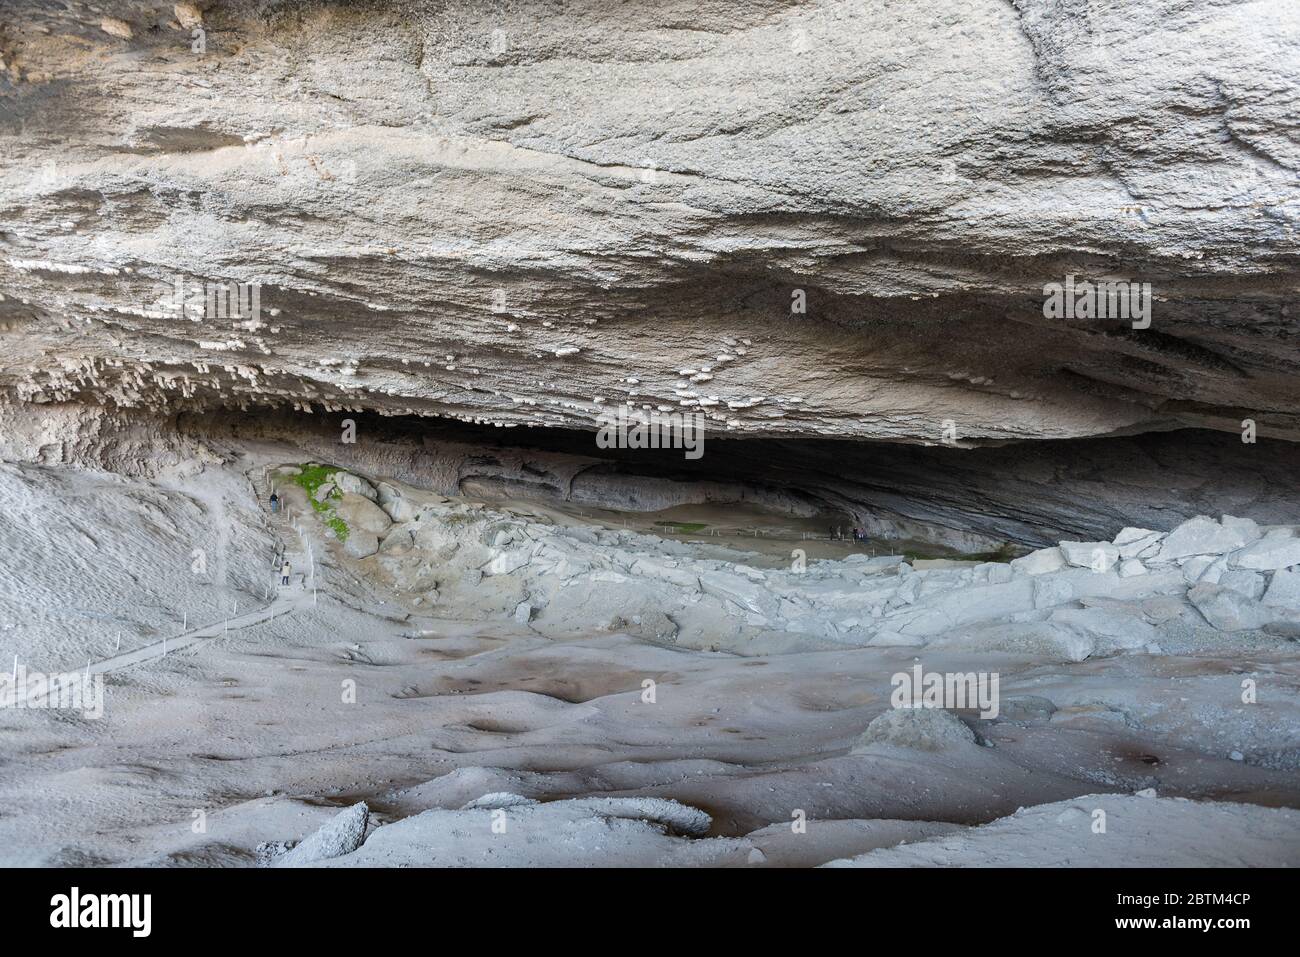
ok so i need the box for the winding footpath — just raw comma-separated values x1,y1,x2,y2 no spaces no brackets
24,464,317,706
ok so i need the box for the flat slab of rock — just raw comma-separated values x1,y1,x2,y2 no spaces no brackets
1113,527,1164,559
1010,546,1065,576
1229,531,1300,571
1156,516,1254,561
1060,541,1118,571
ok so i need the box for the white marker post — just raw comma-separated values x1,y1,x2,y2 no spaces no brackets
116,632,121,652
11,655,16,680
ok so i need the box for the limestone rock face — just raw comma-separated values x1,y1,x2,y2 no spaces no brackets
1,0,1298,446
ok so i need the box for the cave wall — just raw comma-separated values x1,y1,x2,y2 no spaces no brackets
163,407,1300,548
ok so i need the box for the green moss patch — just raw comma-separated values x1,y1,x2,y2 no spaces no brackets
284,463,350,542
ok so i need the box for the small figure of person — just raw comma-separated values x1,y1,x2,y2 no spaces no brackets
280,561,291,587
270,492,280,513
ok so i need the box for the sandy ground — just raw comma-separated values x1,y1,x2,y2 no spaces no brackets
0,455,1296,867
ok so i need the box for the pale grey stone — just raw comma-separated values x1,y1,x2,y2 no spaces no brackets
335,493,392,535
333,471,379,501
273,803,369,867
1118,559,1147,577
1156,516,1250,561
1229,532,1300,571
1187,583,1272,631
1219,515,1263,541
1010,547,1066,576
1060,541,1119,571
485,549,531,576
1033,577,1074,610
1218,568,1265,601
1262,569,1300,610
1049,607,1157,651
342,529,379,559
1182,556,1215,584
853,708,976,752
1114,528,1163,560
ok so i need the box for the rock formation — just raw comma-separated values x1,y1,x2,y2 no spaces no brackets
1,0,1297,450
0,1,1298,875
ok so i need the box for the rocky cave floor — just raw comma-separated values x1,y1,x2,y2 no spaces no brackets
0,422,1297,868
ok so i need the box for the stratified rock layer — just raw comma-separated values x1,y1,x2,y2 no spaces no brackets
1,0,1297,444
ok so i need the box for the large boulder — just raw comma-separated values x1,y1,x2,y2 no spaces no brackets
1155,516,1253,562
1187,583,1272,632
335,493,393,535
333,471,379,502
376,482,421,522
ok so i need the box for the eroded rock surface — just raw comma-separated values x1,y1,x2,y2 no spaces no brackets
1,0,1297,445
